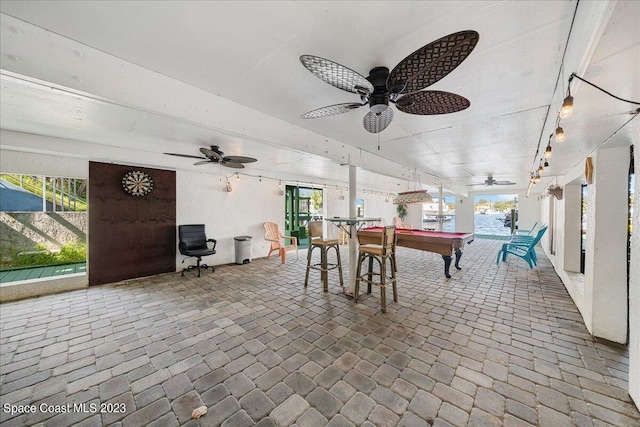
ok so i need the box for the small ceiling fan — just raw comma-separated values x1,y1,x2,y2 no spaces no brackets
164,145,257,169
467,175,516,187
300,30,479,133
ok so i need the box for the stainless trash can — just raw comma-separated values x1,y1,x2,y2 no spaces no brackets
234,236,252,264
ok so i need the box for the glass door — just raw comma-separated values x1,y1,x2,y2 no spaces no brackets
285,185,324,249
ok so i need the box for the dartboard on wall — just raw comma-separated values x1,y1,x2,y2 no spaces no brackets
122,170,154,196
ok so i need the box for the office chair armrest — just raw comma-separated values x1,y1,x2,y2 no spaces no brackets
207,239,217,250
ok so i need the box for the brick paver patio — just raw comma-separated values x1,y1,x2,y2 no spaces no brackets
1,238,639,426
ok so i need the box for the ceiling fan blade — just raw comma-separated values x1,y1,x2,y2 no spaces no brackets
164,152,206,160
223,155,257,163
388,30,479,95
300,55,374,95
396,91,470,115
200,147,223,161
221,161,245,169
466,183,487,186
301,103,364,119
363,109,394,133
193,160,211,166
494,181,516,185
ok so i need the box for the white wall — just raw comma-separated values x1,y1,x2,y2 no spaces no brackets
585,147,629,342
176,170,285,266
517,192,540,232
539,143,638,408
629,143,639,406
405,203,422,229
455,195,474,232
541,147,630,343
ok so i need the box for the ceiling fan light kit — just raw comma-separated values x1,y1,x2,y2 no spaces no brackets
300,30,480,133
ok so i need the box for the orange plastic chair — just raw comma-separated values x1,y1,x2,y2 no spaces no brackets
264,222,298,263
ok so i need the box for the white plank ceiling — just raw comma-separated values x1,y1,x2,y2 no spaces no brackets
1,1,638,196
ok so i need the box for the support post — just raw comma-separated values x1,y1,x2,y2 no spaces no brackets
349,164,357,294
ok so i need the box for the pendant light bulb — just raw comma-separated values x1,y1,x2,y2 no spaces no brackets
544,159,549,168
555,126,565,143
559,95,574,119
545,145,552,158
538,163,544,174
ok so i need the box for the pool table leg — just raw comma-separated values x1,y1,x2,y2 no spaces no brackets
454,249,462,270
442,249,463,278
442,255,452,278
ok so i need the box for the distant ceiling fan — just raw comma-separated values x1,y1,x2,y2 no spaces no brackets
164,145,257,169
300,30,479,133
467,175,516,187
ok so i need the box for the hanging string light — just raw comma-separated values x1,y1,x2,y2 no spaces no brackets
529,65,640,188
555,126,565,143
559,92,574,119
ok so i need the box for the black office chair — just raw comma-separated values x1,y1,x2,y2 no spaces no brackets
178,224,217,277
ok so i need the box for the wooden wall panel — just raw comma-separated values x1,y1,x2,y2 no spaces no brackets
88,162,176,286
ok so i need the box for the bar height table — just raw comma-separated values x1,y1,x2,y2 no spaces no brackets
325,217,382,297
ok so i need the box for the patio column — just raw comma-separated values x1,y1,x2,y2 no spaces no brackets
348,164,357,294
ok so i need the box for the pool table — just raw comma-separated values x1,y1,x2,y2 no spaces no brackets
358,227,474,278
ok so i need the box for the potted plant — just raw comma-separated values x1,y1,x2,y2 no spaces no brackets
396,204,407,220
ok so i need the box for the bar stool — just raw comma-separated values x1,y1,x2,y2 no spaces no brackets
304,221,344,292
355,225,397,312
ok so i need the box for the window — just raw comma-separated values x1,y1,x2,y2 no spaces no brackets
580,184,588,274
0,173,87,277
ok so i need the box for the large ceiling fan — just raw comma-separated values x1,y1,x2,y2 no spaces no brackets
164,145,257,169
467,175,516,187
300,30,479,133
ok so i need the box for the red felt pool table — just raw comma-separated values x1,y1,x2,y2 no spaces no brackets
358,227,474,278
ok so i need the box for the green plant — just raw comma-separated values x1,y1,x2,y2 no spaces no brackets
0,242,87,269
57,242,87,263
396,204,407,219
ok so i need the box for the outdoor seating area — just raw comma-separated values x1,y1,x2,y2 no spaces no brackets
496,225,548,268
0,1,638,424
1,238,638,426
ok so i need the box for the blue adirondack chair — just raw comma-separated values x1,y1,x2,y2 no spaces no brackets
496,226,548,268
507,223,545,246
513,221,538,236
